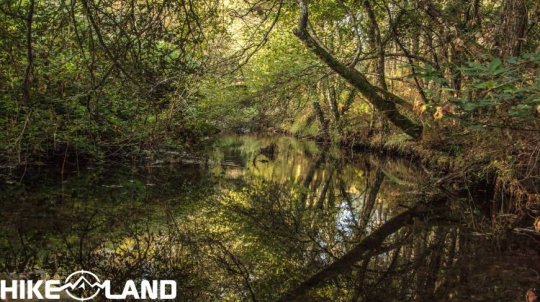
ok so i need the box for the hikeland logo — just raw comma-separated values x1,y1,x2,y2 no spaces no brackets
0,270,177,300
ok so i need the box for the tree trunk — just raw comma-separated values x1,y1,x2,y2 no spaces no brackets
22,0,35,105
294,0,423,140
498,0,528,57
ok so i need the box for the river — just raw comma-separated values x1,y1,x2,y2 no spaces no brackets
0,135,537,301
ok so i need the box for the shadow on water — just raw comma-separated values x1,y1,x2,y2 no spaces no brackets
0,135,538,301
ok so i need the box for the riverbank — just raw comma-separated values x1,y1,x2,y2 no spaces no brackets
1,134,538,301
346,134,540,239
2,129,538,237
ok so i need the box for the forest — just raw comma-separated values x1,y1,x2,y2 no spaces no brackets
0,0,539,301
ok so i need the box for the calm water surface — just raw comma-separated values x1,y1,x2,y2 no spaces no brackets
0,135,537,301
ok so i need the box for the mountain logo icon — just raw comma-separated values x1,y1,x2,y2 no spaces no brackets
62,270,104,301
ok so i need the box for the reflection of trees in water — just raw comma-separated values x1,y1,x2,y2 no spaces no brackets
213,155,537,301
0,143,538,301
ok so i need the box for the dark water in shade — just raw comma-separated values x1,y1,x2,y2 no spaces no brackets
0,135,538,301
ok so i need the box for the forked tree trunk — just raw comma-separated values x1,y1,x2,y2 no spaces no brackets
294,0,423,140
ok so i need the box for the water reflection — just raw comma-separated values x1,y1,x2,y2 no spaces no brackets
0,135,537,301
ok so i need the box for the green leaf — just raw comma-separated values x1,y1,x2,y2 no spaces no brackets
488,58,502,74
462,102,478,112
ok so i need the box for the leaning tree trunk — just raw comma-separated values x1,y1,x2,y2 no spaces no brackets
294,0,423,140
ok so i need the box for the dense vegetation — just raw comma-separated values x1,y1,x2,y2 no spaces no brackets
1,1,539,300
2,0,538,209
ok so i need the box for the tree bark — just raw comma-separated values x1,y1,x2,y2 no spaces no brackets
498,0,528,57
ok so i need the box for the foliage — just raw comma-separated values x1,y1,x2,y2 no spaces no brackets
0,0,221,163
418,53,540,130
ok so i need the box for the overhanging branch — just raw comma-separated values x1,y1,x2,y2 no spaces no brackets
294,0,423,139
